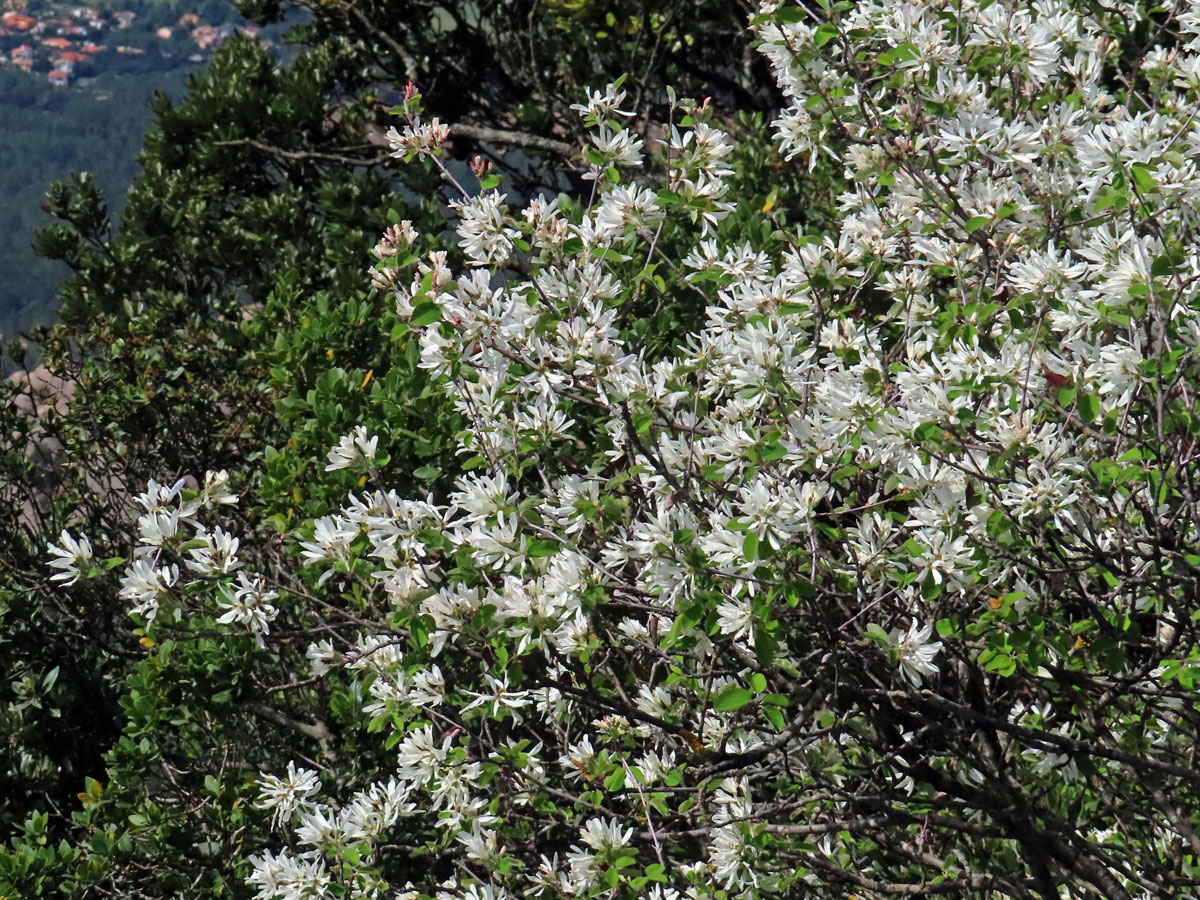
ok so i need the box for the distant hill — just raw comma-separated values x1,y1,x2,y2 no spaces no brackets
0,0,290,341
0,66,191,339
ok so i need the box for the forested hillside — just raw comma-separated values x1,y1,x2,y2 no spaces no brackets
0,69,188,337
0,0,282,338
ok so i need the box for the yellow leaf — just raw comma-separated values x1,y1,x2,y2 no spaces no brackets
1074,635,1090,650
989,596,1003,610
139,636,155,649
360,369,374,389
761,189,777,213
680,729,707,756
326,348,334,360
77,793,97,805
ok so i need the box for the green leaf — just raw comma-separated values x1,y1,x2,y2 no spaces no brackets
865,623,890,647
743,532,759,562
813,22,838,45
603,766,626,792
776,6,808,23
1131,165,1155,194
964,215,990,232
921,576,943,600
1078,393,1099,423
714,686,755,711
527,539,560,557
410,302,442,326
749,672,767,693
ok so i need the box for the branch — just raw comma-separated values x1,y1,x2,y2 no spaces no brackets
213,138,390,168
448,124,576,158
901,690,1200,785
246,702,335,755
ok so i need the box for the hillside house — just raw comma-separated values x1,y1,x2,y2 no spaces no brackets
1,12,34,29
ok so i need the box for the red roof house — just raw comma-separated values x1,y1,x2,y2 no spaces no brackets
2,13,35,30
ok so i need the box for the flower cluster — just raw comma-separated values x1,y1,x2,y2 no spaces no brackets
54,1,1200,896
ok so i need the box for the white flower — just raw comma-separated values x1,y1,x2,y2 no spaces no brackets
119,558,179,622
715,594,755,643
373,220,419,259
586,128,644,174
294,808,339,848
186,526,242,575
325,426,379,471
559,735,596,781
306,639,338,676
708,823,758,890
246,849,330,900
297,515,357,585
47,530,92,585
596,183,663,233
202,469,239,506
457,823,502,865
255,761,321,830
395,724,448,787
216,571,280,638
890,620,944,687
409,665,445,706
461,673,534,721
579,817,632,853
137,508,180,548
452,190,520,266
569,83,635,121
134,477,186,513
386,118,450,158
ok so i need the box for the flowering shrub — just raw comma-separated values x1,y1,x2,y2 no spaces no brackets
49,0,1200,896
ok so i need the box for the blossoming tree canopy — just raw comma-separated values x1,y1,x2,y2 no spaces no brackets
48,0,1200,897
